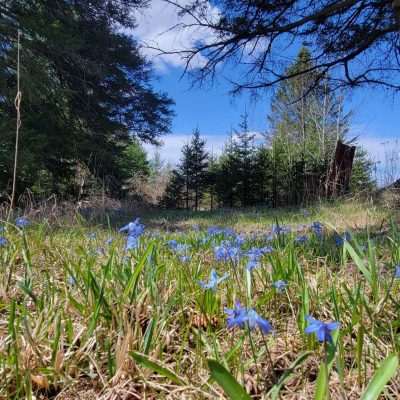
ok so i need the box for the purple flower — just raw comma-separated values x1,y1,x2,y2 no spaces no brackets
0,237,8,247
395,265,400,279
15,217,30,228
305,315,340,343
225,302,272,334
198,269,229,291
106,237,113,245
273,280,288,293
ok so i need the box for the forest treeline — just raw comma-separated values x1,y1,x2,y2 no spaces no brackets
163,49,374,210
0,0,173,200
0,3,373,209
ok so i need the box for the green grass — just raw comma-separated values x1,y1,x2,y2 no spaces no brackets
0,201,399,399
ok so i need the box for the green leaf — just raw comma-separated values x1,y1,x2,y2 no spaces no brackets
314,362,328,400
123,243,153,301
142,318,156,355
344,242,372,284
207,359,251,400
361,354,398,400
130,351,187,386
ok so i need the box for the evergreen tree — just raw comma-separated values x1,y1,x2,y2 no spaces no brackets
214,133,240,207
162,169,185,209
0,0,173,199
189,129,209,211
162,129,209,210
233,112,258,207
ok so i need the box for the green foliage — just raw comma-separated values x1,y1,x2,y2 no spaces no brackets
207,359,251,400
360,354,399,400
0,201,399,398
0,0,173,199
163,128,209,210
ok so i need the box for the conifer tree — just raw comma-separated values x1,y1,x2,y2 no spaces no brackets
189,129,209,211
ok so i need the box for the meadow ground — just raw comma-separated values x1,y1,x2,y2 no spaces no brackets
1,200,400,399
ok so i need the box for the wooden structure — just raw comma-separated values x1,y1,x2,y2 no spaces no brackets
326,140,356,197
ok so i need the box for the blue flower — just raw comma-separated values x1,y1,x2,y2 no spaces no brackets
15,217,30,228
119,218,145,237
207,226,235,238
225,302,248,329
311,221,324,238
272,224,291,235
0,226,4,233
273,280,288,293
168,239,178,250
234,234,246,247
246,309,273,334
87,232,96,240
120,218,144,251
395,265,400,279
126,235,138,250
198,269,229,291
245,246,273,271
180,255,191,263
246,258,260,272
295,235,308,244
106,237,113,245
67,275,76,286
225,302,272,334
214,243,241,263
334,232,351,247
0,237,8,247
304,315,340,343
247,247,264,259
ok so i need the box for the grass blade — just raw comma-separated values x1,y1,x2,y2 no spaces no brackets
130,351,187,386
360,354,398,400
207,359,251,400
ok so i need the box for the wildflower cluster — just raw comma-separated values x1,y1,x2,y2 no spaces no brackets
214,241,241,263
245,246,272,271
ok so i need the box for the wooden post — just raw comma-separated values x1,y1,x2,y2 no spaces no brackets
326,140,356,197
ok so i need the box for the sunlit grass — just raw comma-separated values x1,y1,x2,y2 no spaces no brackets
0,201,399,399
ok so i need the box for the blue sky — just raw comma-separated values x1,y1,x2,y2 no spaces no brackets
134,0,400,183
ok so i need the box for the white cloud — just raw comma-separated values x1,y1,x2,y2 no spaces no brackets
144,133,227,164
131,0,219,71
354,130,400,185
144,131,265,165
